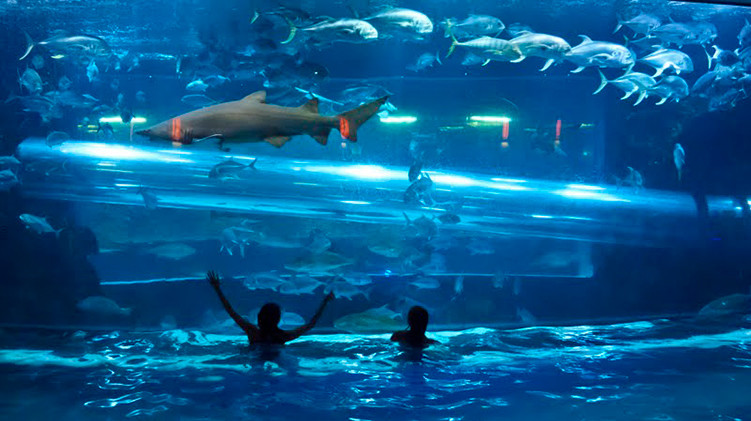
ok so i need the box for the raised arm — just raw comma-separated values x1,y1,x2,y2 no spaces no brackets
286,292,335,341
207,271,257,336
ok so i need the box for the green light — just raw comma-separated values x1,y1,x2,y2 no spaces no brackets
99,116,147,124
380,115,417,124
469,115,512,124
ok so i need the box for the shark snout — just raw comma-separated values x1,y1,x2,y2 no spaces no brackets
135,129,151,137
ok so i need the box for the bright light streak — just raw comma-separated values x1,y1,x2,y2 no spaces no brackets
380,115,417,124
553,189,630,202
566,184,606,191
491,177,527,183
99,116,147,124
469,115,512,123
303,164,403,181
431,173,530,191
341,200,371,205
531,214,553,219
58,142,192,163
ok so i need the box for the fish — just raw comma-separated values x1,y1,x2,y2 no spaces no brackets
506,23,533,38
31,54,44,69
180,94,218,108
146,243,196,260
0,155,22,171
616,166,644,190
625,35,665,52
593,70,657,106
279,311,306,329
673,143,685,181
447,35,524,65
47,90,100,109
288,18,378,46
461,53,486,66
208,158,257,180
86,60,99,82
638,48,693,77
564,35,635,73
219,227,245,257
408,160,422,182
19,213,60,235
403,173,434,205
709,87,743,112
278,275,322,295
0,170,19,191
306,229,331,254
186,79,209,92
613,13,661,35
709,45,739,69
76,296,131,317
6,94,62,122
324,281,368,301
403,213,437,240
136,90,147,103
339,273,373,286
138,186,159,210
697,293,751,318
467,237,494,255
406,52,442,72
443,15,504,39
453,275,464,296
438,212,460,224
739,19,751,49
203,74,230,87
19,32,111,61
365,8,433,40
284,251,354,274
137,91,387,149
239,228,307,249
652,21,717,47
333,306,402,333
57,75,72,91
45,131,70,147
367,235,407,258
19,68,43,94
244,271,285,291
647,75,689,105
509,32,572,71
411,276,440,289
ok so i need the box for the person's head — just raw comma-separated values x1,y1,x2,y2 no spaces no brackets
407,306,429,334
258,302,281,331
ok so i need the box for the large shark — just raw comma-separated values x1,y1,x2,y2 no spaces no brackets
136,91,388,148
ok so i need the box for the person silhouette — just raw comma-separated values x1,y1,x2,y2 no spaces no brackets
390,305,438,348
207,270,334,345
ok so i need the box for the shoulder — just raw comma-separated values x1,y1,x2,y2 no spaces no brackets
390,330,407,342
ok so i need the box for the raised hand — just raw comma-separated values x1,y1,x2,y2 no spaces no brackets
206,270,221,288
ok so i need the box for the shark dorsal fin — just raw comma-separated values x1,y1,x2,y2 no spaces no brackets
242,91,266,103
299,98,320,114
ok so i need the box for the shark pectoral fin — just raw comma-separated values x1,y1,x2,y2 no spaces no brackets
242,91,267,103
570,66,586,73
655,97,668,105
311,129,331,146
299,98,320,114
265,136,292,148
481,59,491,66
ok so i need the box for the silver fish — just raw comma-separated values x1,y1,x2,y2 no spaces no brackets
45,131,70,147
0,170,19,191
146,243,196,260
648,75,689,105
19,213,58,235
284,251,354,274
186,79,209,92
20,33,111,61
638,48,693,77
244,271,285,291
19,68,43,94
77,296,131,317
365,8,433,39
613,13,661,35
278,275,322,295
0,155,21,171
564,35,635,73
325,281,368,301
208,158,257,180
447,36,523,64
443,15,504,39
406,52,442,72
510,32,572,71
294,18,378,45
333,306,401,333
180,94,218,108
593,70,656,106
673,143,685,181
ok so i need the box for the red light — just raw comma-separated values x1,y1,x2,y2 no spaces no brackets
502,121,509,140
555,119,561,141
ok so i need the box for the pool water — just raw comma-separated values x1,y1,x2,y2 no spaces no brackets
1,317,749,420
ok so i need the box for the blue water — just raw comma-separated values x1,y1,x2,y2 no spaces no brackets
1,317,750,420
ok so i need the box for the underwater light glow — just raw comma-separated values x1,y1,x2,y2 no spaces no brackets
303,164,403,181
58,142,192,163
341,200,371,205
469,115,512,124
566,184,606,191
99,116,147,124
379,115,417,124
553,189,630,202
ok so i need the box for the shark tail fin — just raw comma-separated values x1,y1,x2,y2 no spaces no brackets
19,32,34,61
337,96,388,142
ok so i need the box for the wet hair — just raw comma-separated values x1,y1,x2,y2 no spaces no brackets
407,306,429,334
258,302,281,331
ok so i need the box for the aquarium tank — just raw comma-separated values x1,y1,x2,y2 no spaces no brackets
1,0,751,419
